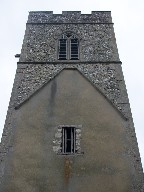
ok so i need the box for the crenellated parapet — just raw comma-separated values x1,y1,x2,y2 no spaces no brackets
28,11,112,24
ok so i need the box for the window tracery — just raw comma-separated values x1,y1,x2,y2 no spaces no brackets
58,32,79,60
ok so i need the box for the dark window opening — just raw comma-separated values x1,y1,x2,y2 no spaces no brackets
62,127,75,154
70,38,79,60
59,39,67,60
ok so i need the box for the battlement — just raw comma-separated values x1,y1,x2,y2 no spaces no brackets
28,11,112,24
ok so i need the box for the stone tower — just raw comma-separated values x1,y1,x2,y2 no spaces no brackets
0,11,143,192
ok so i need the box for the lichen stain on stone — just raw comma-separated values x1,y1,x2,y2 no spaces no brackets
64,157,72,185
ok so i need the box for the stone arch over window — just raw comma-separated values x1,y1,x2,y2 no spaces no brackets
58,31,79,60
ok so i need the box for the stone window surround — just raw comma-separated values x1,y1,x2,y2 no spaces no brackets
53,125,83,155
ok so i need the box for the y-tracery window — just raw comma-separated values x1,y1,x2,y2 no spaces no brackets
58,32,79,60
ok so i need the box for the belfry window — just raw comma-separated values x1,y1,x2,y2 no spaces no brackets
59,39,67,60
62,127,76,154
58,32,79,60
70,38,79,60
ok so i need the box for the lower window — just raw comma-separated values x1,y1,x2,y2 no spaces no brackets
62,127,76,154
53,125,82,155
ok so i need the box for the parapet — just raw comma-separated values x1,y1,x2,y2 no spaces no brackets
28,11,112,24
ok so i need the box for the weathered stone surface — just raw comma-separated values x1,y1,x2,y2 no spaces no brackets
20,23,119,62
15,64,63,106
28,11,112,24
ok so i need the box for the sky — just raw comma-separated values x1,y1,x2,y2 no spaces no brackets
0,0,144,169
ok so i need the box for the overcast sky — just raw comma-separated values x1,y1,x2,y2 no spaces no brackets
0,0,143,169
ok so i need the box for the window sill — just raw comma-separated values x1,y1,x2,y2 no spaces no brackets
57,152,84,156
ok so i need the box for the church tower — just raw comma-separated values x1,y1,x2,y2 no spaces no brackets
0,11,143,192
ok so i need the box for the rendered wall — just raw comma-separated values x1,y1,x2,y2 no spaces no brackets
0,69,134,192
